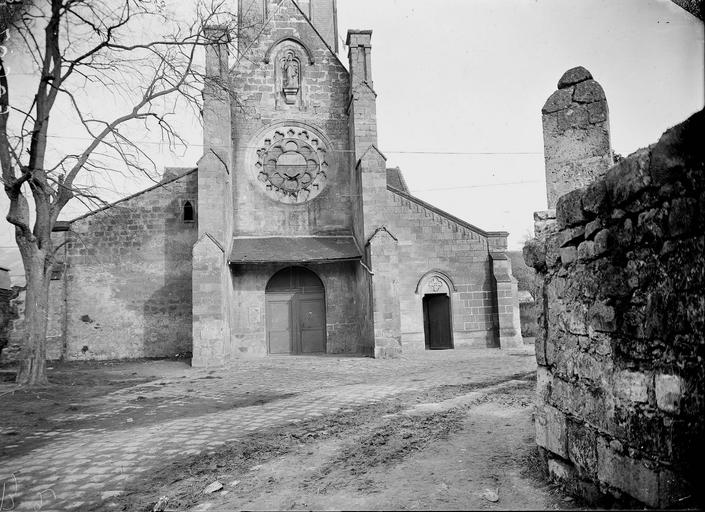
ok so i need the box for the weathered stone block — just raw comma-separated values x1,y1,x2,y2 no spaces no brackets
556,188,587,229
535,323,548,366
577,240,596,261
558,226,585,247
654,374,682,413
573,80,606,104
523,238,546,271
545,232,562,268
542,88,573,114
588,300,615,333
596,437,660,507
560,246,578,267
584,218,603,240
567,420,597,476
636,207,666,242
548,457,576,481
536,404,569,458
593,229,613,257
556,105,590,131
534,209,557,221
582,180,609,215
560,306,588,336
605,148,651,206
614,370,650,403
593,260,630,298
557,66,593,89
587,100,608,123
574,351,604,386
537,365,552,402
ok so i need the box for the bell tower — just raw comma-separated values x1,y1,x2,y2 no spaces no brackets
307,0,339,53
238,0,339,53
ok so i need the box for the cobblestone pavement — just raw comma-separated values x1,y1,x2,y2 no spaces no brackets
0,347,536,511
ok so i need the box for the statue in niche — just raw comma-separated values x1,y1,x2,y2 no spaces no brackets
281,50,300,104
283,53,299,88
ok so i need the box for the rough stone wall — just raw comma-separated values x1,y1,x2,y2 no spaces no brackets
524,110,704,507
543,67,613,208
383,188,504,351
58,171,199,360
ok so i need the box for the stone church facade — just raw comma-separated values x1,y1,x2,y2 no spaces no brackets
8,0,522,365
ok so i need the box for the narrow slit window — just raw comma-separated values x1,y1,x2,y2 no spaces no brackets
183,201,195,222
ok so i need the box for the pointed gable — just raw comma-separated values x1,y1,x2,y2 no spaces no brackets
234,0,347,77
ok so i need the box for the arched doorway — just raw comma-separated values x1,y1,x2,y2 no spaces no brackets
419,274,454,350
265,266,326,355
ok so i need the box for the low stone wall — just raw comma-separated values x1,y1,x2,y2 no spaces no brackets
524,109,704,507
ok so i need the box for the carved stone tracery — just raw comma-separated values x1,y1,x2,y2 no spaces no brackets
417,272,453,296
252,126,329,204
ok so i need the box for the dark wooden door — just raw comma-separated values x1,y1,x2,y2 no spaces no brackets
423,294,453,350
265,267,326,355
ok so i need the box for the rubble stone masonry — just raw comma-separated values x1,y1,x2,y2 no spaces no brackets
524,109,704,507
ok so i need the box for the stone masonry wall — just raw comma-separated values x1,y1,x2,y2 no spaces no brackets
384,188,503,350
524,110,704,507
60,171,199,360
230,0,352,238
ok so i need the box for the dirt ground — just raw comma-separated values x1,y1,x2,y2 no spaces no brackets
0,353,589,511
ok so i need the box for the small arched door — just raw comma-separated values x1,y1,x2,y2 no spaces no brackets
419,274,454,350
423,294,453,349
265,266,326,355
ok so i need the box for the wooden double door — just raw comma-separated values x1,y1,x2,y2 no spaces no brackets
265,267,326,355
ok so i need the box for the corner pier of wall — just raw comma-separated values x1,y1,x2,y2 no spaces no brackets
525,66,704,508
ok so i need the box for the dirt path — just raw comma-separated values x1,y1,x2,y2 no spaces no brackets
1,348,589,510
108,377,583,511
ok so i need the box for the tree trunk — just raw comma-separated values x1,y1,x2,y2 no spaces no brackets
15,247,51,387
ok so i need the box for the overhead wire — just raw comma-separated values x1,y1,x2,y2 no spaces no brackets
30,134,544,155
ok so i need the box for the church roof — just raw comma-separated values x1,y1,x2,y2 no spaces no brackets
228,236,362,264
387,185,491,238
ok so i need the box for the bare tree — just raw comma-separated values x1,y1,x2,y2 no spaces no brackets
0,0,236,386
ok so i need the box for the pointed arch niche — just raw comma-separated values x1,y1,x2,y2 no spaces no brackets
265,38,312,108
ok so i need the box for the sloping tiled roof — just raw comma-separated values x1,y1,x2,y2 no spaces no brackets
229,236,361,264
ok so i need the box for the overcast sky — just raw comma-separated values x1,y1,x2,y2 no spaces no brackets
2,0,703,282
335,0,703,245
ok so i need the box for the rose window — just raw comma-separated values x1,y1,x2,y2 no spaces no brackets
253,127,329,204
